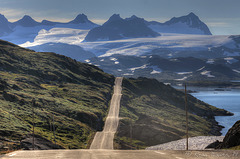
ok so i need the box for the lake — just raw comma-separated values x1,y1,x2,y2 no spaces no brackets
189,87,240,135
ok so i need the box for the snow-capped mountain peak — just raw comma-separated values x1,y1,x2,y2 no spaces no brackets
147,12,212,35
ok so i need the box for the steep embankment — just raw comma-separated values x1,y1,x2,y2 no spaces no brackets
0,39,115,150
114,77,232,149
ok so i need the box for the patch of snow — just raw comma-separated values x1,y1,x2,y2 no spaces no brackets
100,59,105,62
175,77,188,81
123,73,134,76
110,57,118,61
149,22,206,35
149,66,162,74
206,59,214,64
224,57,238,64
117,69,122,72
85,59,90,63
140,56,147,58
170,59,178,62
233,69,240,73
20,27,90,47
150,70,161,74
129,65,147,73
115,61,119,64
177,72,192,75
201,71,215,77
164,83,171,85
197,66,205,71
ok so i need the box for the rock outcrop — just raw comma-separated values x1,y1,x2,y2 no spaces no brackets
216,120,240,149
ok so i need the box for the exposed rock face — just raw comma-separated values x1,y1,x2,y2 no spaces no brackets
216,120,240,149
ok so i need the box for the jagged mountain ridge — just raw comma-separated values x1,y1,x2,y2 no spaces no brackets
147,12,212,35
0,12,213,45
84,14,160,42
10,13,98,28
0,13,99,44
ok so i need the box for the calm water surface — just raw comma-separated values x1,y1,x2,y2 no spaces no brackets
190,87,240,135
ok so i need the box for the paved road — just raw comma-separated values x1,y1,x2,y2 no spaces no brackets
90,77,123,149
1,149,239,159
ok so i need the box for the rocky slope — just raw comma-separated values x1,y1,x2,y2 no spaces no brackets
216,120,240,149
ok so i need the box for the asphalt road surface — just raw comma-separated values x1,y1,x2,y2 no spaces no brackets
90,77,123,149
1,150,239,159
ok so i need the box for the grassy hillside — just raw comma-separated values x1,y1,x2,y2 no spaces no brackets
0,40,114,149
114,77,232,149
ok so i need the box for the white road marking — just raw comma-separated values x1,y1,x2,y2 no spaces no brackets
9,153,17,156
154,151,166,155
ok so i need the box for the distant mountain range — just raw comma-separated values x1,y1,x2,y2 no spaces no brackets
0,12,212,44
1,13,98,29
84,14,160,41
84,13,212,41
0,13,99,44
146,12,212,35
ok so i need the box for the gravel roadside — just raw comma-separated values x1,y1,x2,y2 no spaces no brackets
146,136,224,150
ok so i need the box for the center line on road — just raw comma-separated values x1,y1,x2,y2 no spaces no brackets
154,151,166,155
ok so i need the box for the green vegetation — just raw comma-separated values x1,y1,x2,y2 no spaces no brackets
0,40,114,150
115,77,232,149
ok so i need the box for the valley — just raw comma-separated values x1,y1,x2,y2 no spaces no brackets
1,10,240,154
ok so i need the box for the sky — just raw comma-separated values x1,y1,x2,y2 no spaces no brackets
0,0,240,35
